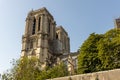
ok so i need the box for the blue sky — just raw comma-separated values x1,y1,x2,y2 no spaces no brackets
0,0,120,74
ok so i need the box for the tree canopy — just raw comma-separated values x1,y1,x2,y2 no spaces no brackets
78,29,120,74
2,56,68,80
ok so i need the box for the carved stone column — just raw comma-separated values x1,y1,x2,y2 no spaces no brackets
25,17,29,36
44,15,48,34
40,14,44,33
28,18,33,35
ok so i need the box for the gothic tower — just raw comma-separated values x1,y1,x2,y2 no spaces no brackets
115,17,120,29
21,7,70,67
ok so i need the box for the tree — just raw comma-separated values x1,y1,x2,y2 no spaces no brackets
78,29,120,74
2,56,40,80
98,29,120,70
2,56,68,80
36,63,68,80
47,63,68,79
78,33,103,74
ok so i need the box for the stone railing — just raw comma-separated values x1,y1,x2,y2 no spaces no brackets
47,69,120,80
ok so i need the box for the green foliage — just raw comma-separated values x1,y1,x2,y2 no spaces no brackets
48,63,68,78
2,56,39,80
37,63,68,80
78,29,120,74
2,57,68,80
98,29,120,70
78,33,103,74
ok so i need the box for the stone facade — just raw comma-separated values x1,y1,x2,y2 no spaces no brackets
21,7,76,69
115,17,120,29
58,52,78,74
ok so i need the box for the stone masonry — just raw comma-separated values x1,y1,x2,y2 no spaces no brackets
47,69,120,80
115,17,120,29
21,7,76,71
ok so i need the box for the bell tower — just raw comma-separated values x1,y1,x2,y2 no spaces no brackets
21,7,56,64
21,7,71,69
115,17,120,29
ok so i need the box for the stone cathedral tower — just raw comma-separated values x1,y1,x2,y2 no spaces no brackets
115,17,120,29
21,7,70,67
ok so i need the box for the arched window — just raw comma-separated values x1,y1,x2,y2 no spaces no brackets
38,17,41,31
48,20,50,34
56,33,58,39
32,17,36,35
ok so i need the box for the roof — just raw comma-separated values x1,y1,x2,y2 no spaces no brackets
28,7,54,20
56,26,68,36
69,52,79,57
59,52,79,59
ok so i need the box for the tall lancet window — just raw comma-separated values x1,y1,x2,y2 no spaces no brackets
38,17,41,31
32,17,36,35
48,20,50,34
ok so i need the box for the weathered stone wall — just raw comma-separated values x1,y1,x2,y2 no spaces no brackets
47,69,120,80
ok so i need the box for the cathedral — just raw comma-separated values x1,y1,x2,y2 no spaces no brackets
21,7,78,74
115,17,120,29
